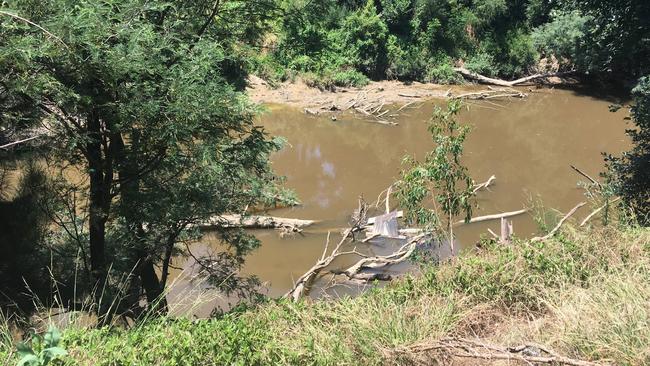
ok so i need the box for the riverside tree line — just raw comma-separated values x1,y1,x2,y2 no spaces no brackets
0,0,648,320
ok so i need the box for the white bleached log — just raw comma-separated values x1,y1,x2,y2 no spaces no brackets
200,215,317,229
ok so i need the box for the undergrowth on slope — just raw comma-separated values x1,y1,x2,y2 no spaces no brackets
1,226,648,365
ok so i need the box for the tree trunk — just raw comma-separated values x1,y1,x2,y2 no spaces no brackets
160,235,175,289
87,111,108,295
138,252,168,315
111,128,169,315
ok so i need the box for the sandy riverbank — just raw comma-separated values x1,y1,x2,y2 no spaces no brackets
247,76,473,110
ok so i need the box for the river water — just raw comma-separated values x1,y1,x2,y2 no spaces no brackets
167,87,631,316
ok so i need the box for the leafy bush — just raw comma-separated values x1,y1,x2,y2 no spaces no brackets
425,62,463,84
331,70,370,88
17,326,67,366
464,52,497,77
341,1,389,79
605,76,650,225
287,55,317,72
250,55,289,86
532,10,593,67
302,69,369,91
498,29,538,78
386,41,428,81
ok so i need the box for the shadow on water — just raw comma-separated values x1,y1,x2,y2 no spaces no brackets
552,79,632,104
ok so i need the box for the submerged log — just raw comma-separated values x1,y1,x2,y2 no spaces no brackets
453,89,527,100
368,210,404,225
370,211,400,237
201,215,317,230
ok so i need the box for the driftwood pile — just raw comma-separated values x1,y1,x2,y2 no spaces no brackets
304,89,427,125
283,175,543,301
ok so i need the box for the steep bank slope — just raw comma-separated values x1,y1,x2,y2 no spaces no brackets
3,225,648,365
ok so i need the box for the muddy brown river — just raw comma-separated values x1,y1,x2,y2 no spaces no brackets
167,87,631,316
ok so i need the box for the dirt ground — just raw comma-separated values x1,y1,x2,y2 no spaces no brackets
246,75,470,111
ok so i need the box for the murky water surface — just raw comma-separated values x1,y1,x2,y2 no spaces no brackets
168,87,630,315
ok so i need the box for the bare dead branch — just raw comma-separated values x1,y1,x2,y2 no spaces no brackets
472,175,496,194
389,337,606,366
579,197,621,227
0,135,41,149
454,67,575,87
531,202,586,242
570,164,602,188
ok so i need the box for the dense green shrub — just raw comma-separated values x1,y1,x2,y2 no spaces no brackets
464,52,497,77
605,77,650,225
341,1,389,79
498,29,538,78
532,10,592,68
331,69,370,88
425,61,463,85
269,0,560,84
386,42,428,81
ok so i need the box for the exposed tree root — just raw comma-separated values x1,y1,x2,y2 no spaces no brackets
387,337,606,366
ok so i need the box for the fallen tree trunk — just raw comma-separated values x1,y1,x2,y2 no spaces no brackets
454,67,574,87
453,90,527,100
368,210,403,225
201,215,317,230
285,229,360,302
339,234,430,280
